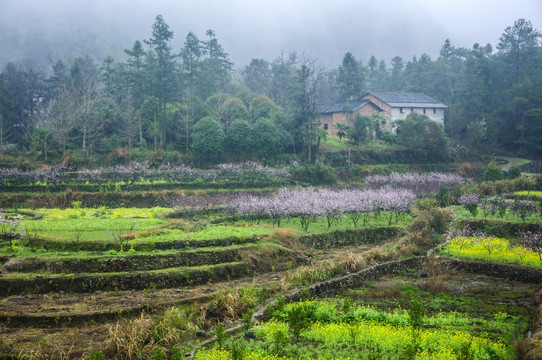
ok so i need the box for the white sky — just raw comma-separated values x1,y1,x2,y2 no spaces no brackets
1,0,541,68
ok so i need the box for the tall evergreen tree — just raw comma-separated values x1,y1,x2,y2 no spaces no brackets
191,116,225,161
200,30,233,98
179,31,204,153
3,62,47,148
0,73,16,148
389,56,404,90
337,52,364,100
497,19,542,81
124,40,147,143
243,58,272,95
144,15,177,149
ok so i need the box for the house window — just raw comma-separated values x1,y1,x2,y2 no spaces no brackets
400,107,404,113
433,108,436,114
411,107,414,112
423,108,426,114
323,123,328,130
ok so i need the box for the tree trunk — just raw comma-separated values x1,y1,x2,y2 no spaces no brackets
308,113,312,162
82,128,87,158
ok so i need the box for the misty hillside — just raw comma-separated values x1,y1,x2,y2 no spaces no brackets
0,2,541,167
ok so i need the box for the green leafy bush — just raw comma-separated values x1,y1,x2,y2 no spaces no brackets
483,161,503,182
293,162,336,186
507,166,521,179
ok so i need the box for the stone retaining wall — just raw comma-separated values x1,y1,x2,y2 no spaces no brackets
0,262,252,295
3,248,242,274
261,256,542,317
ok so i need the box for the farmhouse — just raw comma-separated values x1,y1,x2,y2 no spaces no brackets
362,91,447,128
317,99,384,136
318,91,447,133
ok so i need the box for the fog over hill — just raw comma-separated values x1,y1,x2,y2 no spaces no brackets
1,0,541,70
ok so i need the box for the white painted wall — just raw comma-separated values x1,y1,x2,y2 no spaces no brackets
383,107,445,132
390,107,443,122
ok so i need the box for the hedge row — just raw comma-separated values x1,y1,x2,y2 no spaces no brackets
0,190,185,209
321,148,450,166
457,219,542,238
0,179,291,194
299,227,405,249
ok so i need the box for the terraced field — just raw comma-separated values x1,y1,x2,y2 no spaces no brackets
0,174,541,359
0,203,404,358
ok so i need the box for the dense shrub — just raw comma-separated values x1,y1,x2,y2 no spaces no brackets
293,162,336,186
466,177,536,197
409,207,453,235
416,198,438,210
507,166,522,179
396,113,449,162
457,219,542,238
456,162,485,179
483,160,503,182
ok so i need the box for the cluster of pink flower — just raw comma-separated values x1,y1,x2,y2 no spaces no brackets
227,187,417,230
365,172,466,195
215,161,292,180
74,161,291,183
0,166,68,187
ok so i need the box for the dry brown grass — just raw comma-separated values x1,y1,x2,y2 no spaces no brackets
364,247,386,265
273,227,311,253
408,228,435,248
340,252,366,271
153,306,201,346
457,162,484,179
419,256,451,294
391,241,417,258
200,287,260,327
105,305,202,359
272,227,297,242
107,312,156,360
282,260,338,288
363,281,402,300
422,274,450,294
2,258,26,272
22,332,77,360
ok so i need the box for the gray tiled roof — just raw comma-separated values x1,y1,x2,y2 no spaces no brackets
317,99,378,114
364,92,447,108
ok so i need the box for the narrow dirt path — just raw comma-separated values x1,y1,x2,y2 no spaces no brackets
495,156,531,171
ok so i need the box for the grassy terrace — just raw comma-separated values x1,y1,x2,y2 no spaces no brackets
0,206,406,295
4,206,411,247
